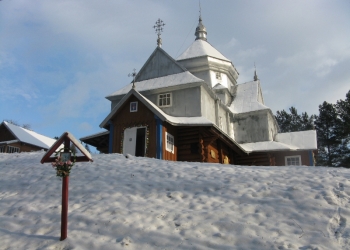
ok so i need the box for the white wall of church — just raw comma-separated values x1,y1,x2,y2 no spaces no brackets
267,111,279,140
217,105,228,134
209,70,229,89
200,86,216,123
232,111,273,143
146,87,202,117
191,71,212,89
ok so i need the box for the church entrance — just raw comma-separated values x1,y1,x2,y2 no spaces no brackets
123,127,147,157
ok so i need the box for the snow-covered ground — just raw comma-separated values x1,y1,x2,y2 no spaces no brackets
0,152,350,250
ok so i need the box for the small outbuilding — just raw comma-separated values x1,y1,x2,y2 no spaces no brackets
0,121,57,153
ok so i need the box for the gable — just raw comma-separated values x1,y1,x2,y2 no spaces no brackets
136,47,187,82
111,95,157,124
1,121,57,149
0,123,17,142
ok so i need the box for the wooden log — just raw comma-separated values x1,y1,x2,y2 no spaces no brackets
178,156,200,162
178,139,200,145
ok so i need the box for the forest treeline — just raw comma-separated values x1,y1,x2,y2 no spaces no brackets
275,90,350,167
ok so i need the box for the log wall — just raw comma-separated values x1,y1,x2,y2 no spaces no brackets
110,95,157,158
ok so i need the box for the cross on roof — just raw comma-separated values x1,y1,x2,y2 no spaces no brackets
128,69,137,89
154,18,165,47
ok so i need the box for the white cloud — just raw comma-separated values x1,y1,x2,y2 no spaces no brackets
313,58,338,77
237,46,266,60
275,41,350,78
79,122,93,132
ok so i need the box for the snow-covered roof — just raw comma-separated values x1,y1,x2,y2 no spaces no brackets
2,121,57,149
230,80,269,114
239,141,299,153
213,83,227,90
107,72,204,98
0,139,20,145
240,130,317,152
177,39,230,62
80,130,109,141
276,130,317,150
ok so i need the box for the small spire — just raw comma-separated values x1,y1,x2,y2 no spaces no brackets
153,18,165,47
128,69,137,89
254,63,259,81
195,3,207,41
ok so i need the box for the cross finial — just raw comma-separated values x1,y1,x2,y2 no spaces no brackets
254,62,259,81
195,3,207,41
153,18,165,47
128,69,137,89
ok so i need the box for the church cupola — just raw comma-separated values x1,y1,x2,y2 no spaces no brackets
195,15,207,41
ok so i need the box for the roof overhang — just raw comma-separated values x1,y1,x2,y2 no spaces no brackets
41,132,93,163
0,140,20,145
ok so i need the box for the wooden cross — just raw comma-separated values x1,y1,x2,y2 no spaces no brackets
128,69,137,89
41,132,93,241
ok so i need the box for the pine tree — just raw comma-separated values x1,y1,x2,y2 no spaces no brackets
336,90,350,167
314,101,343,167
275,107,315,133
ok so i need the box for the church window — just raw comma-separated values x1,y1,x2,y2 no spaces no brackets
130,102,138,112
285,155,301,166
216,72,222,80
0,146,5,153
158,93,172,107
166,132,174,153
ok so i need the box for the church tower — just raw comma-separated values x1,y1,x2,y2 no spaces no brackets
176,13,239,105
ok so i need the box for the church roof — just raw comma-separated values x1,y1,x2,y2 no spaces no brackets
135,46,187,82
213,83,227,90
240,130,317,152
176,39,230,62
276,130,317,150
1,121,57,149
107,71,204,98
239,141,299,152
230,80,269,114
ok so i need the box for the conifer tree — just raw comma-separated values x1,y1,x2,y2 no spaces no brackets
336,90,350,167
314,101,343,167
275,107,315,133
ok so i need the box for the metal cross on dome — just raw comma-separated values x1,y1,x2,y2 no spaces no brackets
128,68,137,89
154,18,165,47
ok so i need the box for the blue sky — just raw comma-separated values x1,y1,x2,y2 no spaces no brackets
1,0,350,146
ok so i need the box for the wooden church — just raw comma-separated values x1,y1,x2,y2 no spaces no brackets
81,16,317,166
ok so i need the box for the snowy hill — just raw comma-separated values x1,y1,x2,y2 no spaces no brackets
0,152,349,250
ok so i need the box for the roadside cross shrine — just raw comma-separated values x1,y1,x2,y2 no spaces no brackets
40,132,93,241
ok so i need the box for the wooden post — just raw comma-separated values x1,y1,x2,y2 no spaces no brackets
60,176,69,241
60,138,70,241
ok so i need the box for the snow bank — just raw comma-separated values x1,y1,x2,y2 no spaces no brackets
0,152,349,249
